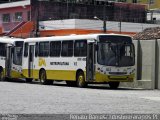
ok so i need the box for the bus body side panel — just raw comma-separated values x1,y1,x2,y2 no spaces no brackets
22,57,29,78
22,56,87,81
22,43,37,79
46,70,76,80
35,57,86,81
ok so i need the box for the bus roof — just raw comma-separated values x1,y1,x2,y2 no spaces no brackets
0,37,24,45
25,34,132,43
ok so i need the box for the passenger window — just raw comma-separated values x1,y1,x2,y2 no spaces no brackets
74,40,87,57
35,42,39,57
61,41,73,57
50,41,61,57
24,43,28,57
39,42,49,57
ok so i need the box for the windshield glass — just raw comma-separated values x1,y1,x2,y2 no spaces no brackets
13,47,23,65
13,41,23,65
98,42,135,66
118,44,135,66
0,43,6,57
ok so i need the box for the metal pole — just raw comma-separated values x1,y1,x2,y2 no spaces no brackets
35,0,39,37
103,20,106,33
103,0,107,33
119,20,121,34
67,0,69,19
119,6,121,34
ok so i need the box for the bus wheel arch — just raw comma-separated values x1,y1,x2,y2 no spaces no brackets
0,66,4,81
76,69,87,88
39,68,46,78
39,68,46,84
39,68,53,85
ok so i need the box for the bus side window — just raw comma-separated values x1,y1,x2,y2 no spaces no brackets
24,43,28,57
35,42,39,57
39,42,49,57
61,41,73,57
50,41,61,57
74,40,87,57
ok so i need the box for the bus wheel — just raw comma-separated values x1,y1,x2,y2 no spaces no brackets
39,70,53,85
76,72,87,88
0,69,4,81
109,82,120,89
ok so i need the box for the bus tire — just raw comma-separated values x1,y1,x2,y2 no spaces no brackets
26,78,32,83
109,82,120,89
39,70,53,85
76,71,87,88
0,69,5,81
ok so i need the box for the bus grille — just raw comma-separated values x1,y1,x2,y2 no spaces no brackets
109,72,127,75
109,78,127,80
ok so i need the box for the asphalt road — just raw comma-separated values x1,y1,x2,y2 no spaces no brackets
0,80,160,115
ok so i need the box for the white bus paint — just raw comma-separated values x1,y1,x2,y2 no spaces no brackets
22,34,135,88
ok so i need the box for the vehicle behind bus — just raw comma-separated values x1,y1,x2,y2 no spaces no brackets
21,34,135,89
0,37,24,81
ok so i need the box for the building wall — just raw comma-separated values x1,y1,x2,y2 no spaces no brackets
138,0,160,9
121,39,160,89
157,39,160,89
31,0,146,23
0,0,31,33
149,1,160,9
0,27,2,35
126,0,160,9
0,5,30,32
39,19,160,33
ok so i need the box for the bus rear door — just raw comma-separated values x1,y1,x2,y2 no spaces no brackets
5,45,12,78
28,44,35,78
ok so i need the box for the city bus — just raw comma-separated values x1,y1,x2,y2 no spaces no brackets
0,37,24,81
22,34,135,88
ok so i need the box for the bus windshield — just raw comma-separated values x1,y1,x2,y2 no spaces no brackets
0,43,6,57
13,41,23,65
98,42,135,67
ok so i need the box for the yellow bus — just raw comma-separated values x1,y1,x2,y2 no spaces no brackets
22,34,135,88
0,37,24,81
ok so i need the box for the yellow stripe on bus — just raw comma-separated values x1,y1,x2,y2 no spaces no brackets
22,69,134,82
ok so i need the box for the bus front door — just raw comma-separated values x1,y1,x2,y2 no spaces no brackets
86,43,95,82
5,46,12,77
28,45,34,78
